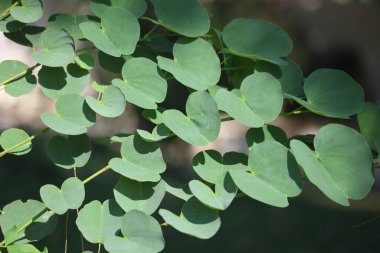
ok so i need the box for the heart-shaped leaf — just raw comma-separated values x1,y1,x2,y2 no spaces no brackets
255,60,304,97
154,0,210,37
222,18,293,65
162,91,220,146
104,210,165,253
358,102,380,152
287,69,364,118
40,177,85,215
0,60,37,97
80,7,140,57
38,64,90,100
192,150,248,184
189,173,237,210
112,57,167,109
10,0,43,23
215,72,283,128
290,124,374,206
76,200,124,244
159,197,221,239
0,200,57,244
246,125,288,149
157,38,221,91
114,177,166,215
47,134,92,169
0,128,32,156
32,27,75,67
109,135,166,182
86,85,126,118
230,140,303,207
90,0,147,18
41,94,96,135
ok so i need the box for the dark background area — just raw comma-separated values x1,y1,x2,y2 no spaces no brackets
1,0,380,252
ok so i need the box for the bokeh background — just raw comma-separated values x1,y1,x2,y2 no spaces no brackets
1,0,380,252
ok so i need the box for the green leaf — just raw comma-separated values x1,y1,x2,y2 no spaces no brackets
0,200,57,244
104,210,165,253
224,55,255,88
41,94,96,135
92,81,108,93
164,181,192,201
162,91,220,146
157,38,220,91
38,64,90,100
47,134,92,169
0,60,36,97
112,57,167,109
246,125,288,149
290,124,374,206
142,108,165,125
159,197,221,239
114,177,166,215
255,60,304,97
98,51,126,73
10,0,43,23
222,18,293,64
358,102,380,151
230,141,303,207
75,54,95,70
7,244,44,253
215,72,283,128
32,27,76,67
40,177,85,215
86,85,126,118
137,124,171,142
189,173,237,210
3,25,44,47
0,128,32,155
76,200,124,244
48,14,94,40
0,16,24,33
0,0,11,13
109,135,166,182
192,150,248,184
4,226,18,246
287,69,364,118
154,0,210,37
80,7,140,57
90,0,147,18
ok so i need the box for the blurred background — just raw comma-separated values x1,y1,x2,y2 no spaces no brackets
1,0,380,252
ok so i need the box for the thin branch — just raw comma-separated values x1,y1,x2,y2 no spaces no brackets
0,1,19,20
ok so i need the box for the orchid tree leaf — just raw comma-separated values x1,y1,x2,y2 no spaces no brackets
0,128,32,156
137,124,171,142
112,57,167,109
246,125,288,149
10,0,43,23
162,91,221,146
159,197,221,239
287,69,364,118
90,0,147,18
109,135,166,182
157,38,221,91
76,53,95,70
32,27,76,67
290,124,374,206
154,0,210,37
76,200,124,244
114,177,166,215
222,18,292,65
48,14,94,40
230,141,303,207
215,72,283,128
358,102,380,152
40,177,85,215
86,85,126,118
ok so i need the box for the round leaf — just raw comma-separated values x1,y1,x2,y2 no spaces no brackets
157,38,221,91
154,0,210,37
162,91,221,146
40,177,85,215
222,18,293,64
287,69,364,118
76,200,124,244
114,177,166,215
112,57,167,109
0,60,36,97
10,0,43,23
0,128,31,155
215,72,283,128
32,27,76,67
109,135,166,182
159,197,221,239
230,141,303,207
290,124,374,206
86,85,126,118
